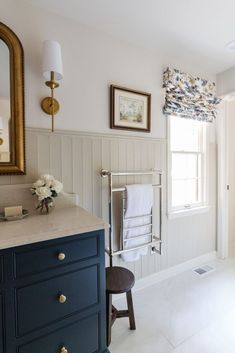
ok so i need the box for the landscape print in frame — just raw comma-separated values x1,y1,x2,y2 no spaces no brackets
110,85,151,132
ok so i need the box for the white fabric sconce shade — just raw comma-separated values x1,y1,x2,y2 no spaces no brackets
41,40,63,132
0,117,3,131
42,40,63,81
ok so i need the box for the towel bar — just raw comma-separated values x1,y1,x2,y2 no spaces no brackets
112,185,162,192
105,236,162,256
100,169,163,266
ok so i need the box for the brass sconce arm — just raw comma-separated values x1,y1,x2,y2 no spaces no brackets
41,71,60,132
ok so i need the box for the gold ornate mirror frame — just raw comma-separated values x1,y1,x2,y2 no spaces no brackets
0,22,25,175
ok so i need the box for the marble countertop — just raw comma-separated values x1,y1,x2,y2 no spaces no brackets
0,206,109,250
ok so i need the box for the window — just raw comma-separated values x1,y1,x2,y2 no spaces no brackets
168,116,207,215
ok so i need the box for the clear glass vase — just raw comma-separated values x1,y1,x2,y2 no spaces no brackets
36,197,54,214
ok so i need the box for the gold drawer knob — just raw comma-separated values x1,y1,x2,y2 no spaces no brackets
58,294,67,304
61,347,68,353
58,252,66,261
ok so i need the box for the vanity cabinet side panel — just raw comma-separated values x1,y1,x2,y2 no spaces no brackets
97,229,107,352
0,256,3,283
0,293,4,353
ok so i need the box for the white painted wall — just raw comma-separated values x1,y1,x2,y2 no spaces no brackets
216,65,235,258
0,0,217,277
217,67,235,97
216,99,235,258
226,101,235,253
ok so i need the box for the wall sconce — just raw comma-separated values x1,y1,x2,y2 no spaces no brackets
41,40,63,132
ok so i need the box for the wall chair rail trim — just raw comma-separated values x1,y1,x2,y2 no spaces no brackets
26,127,167,143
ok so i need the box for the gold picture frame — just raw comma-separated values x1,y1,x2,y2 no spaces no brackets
0,22,25,174
110,85,151,132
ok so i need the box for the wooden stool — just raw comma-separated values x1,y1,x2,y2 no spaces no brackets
106,266,136,346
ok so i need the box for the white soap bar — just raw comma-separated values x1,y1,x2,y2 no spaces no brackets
4,206,23,217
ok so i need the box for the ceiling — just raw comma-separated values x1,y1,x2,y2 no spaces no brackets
30,0,235,75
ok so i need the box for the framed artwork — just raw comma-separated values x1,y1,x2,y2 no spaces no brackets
110,85,151,132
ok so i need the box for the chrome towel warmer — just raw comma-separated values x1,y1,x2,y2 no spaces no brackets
100,169,163,266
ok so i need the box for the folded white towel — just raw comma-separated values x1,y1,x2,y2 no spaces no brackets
124,215,152,229
121,234,151,262
121,184,153,262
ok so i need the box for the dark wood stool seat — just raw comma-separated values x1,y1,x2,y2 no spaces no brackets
106,266,136,346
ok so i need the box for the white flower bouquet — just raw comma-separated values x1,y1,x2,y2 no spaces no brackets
31,174,63,213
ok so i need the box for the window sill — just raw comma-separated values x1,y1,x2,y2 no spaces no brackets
167,206,210,220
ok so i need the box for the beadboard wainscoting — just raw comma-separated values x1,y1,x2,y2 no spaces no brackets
0,128,217,280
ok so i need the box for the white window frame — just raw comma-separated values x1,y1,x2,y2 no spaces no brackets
167,116,210,219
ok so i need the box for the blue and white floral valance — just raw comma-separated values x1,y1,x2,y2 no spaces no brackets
163,67,221,122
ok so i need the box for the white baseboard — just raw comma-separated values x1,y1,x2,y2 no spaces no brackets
113,251,217,301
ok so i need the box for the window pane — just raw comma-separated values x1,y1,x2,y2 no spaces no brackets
185,179,198,204
170,116,203,152
169,115,205,211
172,179,198,207
172,153,198,179
172,180,186,207
198,154,202,178
198,178,202,203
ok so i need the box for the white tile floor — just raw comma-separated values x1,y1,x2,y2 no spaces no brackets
110,256,235,353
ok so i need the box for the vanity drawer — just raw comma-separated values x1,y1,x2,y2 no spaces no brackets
16,264,99,336
18,313,99,353
14,233,99,278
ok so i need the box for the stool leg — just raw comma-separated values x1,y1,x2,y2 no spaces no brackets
106,292,112,346
126,290,136,330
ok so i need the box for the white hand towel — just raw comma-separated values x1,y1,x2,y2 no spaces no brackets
125,184,153,218
121,184,153,262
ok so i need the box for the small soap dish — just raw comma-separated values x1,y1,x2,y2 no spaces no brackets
0,209,29,221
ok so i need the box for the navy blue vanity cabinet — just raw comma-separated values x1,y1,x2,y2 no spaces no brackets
0,230,109,353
